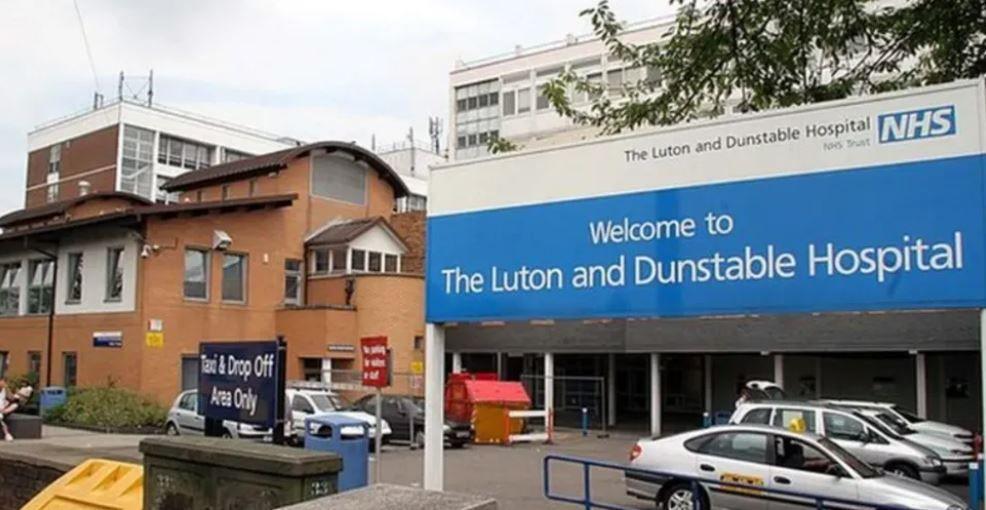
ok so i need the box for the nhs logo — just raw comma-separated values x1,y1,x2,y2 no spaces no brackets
878,105,955,143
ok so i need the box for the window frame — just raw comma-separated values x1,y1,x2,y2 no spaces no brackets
63,351,78,387
48,144,61,175
27,259,54,315
221,252,248,304
105,247,125,302
0,262,22,316
351,249,367,272
65,252,83,304
284,259,302,306
183,247,210,301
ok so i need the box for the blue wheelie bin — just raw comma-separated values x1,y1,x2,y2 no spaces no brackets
39,386,67,417
305,415,369,492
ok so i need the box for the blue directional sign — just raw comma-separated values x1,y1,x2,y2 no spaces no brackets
198,341,280,427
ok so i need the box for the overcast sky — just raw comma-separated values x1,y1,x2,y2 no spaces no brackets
0,0,673,215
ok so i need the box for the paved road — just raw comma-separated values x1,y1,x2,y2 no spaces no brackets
1,426,971,509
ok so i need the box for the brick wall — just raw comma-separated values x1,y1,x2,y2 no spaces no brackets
391,211,425,274
0,455,67,509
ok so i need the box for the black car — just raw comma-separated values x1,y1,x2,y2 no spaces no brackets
352,394,473,448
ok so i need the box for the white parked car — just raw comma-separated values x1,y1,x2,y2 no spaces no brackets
626,424,969,510
286,388,391,446
826,399,975,445
731,401,947,484
165,390,270,440
857,408,974,476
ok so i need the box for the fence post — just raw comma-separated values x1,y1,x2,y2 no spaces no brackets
582,462,592,510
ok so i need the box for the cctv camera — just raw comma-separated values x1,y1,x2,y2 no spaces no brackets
212,230,233,251
141,245,152,258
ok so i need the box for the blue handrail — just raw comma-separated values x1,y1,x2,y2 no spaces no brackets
543,454,939,510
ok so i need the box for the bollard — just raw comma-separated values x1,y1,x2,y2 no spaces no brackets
703,412,711,428
581,408,589,437
969,461,983,508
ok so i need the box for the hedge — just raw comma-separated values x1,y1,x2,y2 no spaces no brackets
45,387,167,432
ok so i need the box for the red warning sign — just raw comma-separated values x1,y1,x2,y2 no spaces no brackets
360,336,389,388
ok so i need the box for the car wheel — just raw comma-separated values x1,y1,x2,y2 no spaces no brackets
659,482,706,510
886,463,919,480
415,431,426,448
165,423,179,436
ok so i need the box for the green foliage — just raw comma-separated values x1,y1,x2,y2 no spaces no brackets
44,387,167,431
541,0,986,135
487,135,523,154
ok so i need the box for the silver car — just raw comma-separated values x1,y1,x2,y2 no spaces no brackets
732,401,947,484
827,399,975,445
858,408,974,476
626,425,968,510
165,390,270,440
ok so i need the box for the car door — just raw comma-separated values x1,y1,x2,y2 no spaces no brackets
384,397,410,440
821,411,888,467
768,434,859,510
692,431,772,509
292,394,316,435
175,392,204,435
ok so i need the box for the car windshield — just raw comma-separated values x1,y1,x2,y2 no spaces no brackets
873,412,914,435
893,406,925,424
817,437,880,478
310,393,346,412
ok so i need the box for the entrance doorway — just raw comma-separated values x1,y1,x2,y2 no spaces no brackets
662,354,705,433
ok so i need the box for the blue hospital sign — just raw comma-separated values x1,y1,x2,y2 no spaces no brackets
426,81,986,323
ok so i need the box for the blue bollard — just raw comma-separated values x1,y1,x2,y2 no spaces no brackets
969,460,983,510
703,412,712,428
581,408,589,437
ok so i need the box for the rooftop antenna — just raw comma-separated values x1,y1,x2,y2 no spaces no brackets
428,117,443,154
371,134,376,151
408,127,415,175
148,69,154,107
117,70,155,106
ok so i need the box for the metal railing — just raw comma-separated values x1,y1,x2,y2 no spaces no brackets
543,454,935,510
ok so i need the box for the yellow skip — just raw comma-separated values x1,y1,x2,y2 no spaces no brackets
22,458,143,510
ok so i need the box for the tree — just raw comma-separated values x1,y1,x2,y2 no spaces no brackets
541,0,984,136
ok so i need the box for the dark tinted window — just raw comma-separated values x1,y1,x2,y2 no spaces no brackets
698,432,768,464
823,412,865,440
292,395,314,414
740,408,771,425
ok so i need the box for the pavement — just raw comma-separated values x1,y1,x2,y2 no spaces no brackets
0,426,973,510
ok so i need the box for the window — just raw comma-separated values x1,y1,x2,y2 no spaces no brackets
221,185,231,201
823,412,866,441
607,69,623,97
351,249,366,271
413,335,423,351
0,263,20,316
66,252,83,303
645,65,662,87
698,432,768,464
248,179,258,197
0,352,6,378
772,408,817,433
774,436,838,475
121,125,154,199
158,135,213,170
301,358,322,382
331,248,347,272
181,356,199,391
48,144,61,175
536,88,550,110
46,184,58,203
311,155,367,205
179,392,197,412
478,94,489,107
183,249,209,300
224,149,252,163
63,352,77,387
221,253,246,302
196,190,204,203
517,88,531,113
312,249,329,274
467,96,478,109
489,92,499,105
156,176,179,203
292,394,315,414
284,259,302,305
105,247,124,302
456,136,466,149
368,252,382,272
27,259,53,314
587,73,603,100
385,254,398,273
739,407,772,425
502,91,516,115
28,351,41,376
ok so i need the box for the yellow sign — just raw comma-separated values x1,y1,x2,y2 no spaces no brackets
719,472,765,496
146,332,164,348
410,361,424,374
